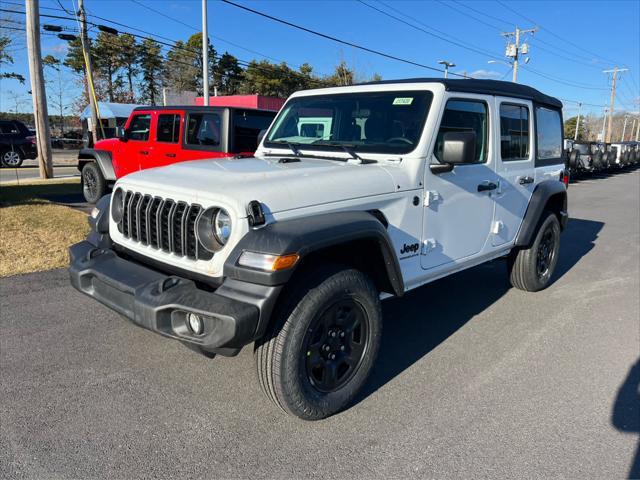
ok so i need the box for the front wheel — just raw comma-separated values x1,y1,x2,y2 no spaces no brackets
81,162,106,203
508,212,561,292
255,267,382,420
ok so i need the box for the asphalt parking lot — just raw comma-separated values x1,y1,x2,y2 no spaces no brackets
1,169,639,479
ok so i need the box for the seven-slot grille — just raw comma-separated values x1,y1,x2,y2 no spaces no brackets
118,191,213,260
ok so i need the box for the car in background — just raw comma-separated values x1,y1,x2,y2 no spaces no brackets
0,119,37,167
77,105,278,203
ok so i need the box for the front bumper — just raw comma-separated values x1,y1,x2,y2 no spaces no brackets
69,241,264,355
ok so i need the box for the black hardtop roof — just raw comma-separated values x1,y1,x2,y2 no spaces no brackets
360,77,562,109
132,105,276,113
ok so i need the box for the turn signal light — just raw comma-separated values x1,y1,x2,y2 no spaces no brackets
238,252,299,271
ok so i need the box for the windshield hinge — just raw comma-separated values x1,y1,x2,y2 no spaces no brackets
424,190,440,207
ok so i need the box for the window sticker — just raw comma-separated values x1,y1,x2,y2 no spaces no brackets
393,97,414,105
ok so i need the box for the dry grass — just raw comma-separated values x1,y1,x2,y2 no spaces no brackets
0,179,89,277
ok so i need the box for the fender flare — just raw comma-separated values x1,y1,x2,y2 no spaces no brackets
224,210,404,296
77,149,116,181
514,180,568,247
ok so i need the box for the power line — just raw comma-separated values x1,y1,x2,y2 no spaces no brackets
129,0,198,31
219,0,454,76
359,0,502,62
494,0,622,68
435,0,503,31
521,65,609,90
451,0,512,28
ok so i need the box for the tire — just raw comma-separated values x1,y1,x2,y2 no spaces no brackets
255,266,382,420
81,162,106,204
568,150,580,169
508,212,561,292
1,148,24,167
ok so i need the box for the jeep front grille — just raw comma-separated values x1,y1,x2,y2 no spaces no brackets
118,191,213,261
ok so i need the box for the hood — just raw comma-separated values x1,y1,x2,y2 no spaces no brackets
118,156,397,217
93,138,119,150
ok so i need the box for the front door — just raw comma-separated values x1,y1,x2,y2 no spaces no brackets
421,96,497,270
491,99,535,246
115,112,153,178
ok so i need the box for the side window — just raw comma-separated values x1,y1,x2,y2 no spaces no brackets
500,104,530,161
433,99,488,164
535,106,562,160
186,113,221,146
156,114,181,143
127,114,151,141
233,110,274,152
0,122,19,134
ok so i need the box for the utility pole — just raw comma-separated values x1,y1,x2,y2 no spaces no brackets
600,107,608,142
202,0,209,106
25,0,53,179
501,26,537,83
636,117,640,141
574,102,582,141
78,0,100,144
620,114,629,142
603,67,627,143
630,118,637,142
438,60,455,79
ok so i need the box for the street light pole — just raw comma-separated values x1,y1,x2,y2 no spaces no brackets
438,60,456,79
574,102,582,141
621,115,629,142
202,0,209,106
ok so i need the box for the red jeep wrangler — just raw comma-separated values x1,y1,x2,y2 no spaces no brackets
78,105,277,203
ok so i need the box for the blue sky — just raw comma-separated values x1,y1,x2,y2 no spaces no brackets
1,0,639,116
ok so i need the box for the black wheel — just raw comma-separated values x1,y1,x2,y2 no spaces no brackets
255,266,382,420
568,150,580,169
81,162,106,203
1,148,24,167
508,212,561,292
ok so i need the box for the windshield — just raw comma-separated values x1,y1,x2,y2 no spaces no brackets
574,144,589,154
265,90,433,154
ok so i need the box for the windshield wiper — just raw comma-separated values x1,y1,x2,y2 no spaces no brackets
311,140,377,164
268,140,304,157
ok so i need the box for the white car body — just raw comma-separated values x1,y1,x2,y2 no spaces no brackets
110,80,564,295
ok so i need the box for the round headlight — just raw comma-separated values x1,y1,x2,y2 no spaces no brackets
111,188,124,223
213,209,232,245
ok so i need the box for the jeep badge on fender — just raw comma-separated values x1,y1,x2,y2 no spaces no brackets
69,78,568,421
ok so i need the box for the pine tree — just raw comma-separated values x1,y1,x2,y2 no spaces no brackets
139,38,163,105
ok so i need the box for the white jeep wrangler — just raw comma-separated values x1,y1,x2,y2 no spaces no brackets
69,78,568,420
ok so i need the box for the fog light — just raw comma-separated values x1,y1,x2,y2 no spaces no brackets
187,313,204,335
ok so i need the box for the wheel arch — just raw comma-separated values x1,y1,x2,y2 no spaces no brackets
514,180,568,248
77,148,116,181
224,210,404,298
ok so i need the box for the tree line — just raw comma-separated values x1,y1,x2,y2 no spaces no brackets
62,32,378,106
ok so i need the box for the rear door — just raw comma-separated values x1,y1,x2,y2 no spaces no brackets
141,110,182,169
491,99,535,247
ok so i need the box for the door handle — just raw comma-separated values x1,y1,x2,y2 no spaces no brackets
518,176,534,185
139,150,149,155
165,153,176,158
477,182,498,192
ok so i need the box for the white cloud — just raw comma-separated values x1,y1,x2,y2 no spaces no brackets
45,43,68,55
466,69,503,79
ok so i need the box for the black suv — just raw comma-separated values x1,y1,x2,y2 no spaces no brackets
0,119,37,167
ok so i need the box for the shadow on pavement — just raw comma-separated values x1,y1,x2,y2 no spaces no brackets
612,358,640,479
356,217,605,406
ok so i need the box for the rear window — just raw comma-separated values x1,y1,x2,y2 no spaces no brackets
156,114,180,143
535,106,562,160
0,121,20,134
233,110,274,152
186,113,221,146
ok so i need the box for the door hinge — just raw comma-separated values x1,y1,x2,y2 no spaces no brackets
491,220,504,235
423,190,440,207
422,238,437,254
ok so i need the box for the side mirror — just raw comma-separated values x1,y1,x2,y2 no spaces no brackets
442,131,477,165
257,129,267,145
116,126,128,141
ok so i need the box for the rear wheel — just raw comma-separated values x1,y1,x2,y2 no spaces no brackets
508,212,561,292
255,266,382,420
1,148,24,167
81,162,106,203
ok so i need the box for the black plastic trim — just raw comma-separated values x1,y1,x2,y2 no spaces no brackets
224,211,404,296
515,180,568,247
77,148,116,181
